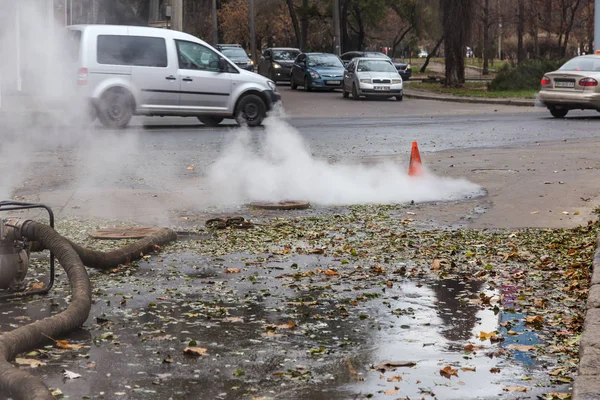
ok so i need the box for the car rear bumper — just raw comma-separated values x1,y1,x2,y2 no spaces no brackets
538,90,600,109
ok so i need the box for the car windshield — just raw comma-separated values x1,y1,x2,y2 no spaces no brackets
307,54,343,68
273,50,300,61
559,57,600,71
357,59,397,73
365,52,391,60
221,48,248,58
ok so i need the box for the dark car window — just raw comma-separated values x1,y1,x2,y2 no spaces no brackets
307,54,343,68
559,56,600,71
263,50,272,58
341,53,355,61
273,49,300,61
97,35,168,67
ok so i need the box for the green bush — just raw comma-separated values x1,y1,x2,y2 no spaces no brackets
490,58,566,91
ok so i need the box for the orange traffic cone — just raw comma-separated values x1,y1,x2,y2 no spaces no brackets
408,141,424,177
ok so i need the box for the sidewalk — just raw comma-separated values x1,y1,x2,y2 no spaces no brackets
403,86,536,107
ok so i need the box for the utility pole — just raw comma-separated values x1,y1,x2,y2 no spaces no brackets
171,0,183,31
596,0,600,52
250,0,256,63
332,0,341,55
212,0,218,45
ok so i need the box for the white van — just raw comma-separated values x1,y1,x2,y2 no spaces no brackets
66,25,280,128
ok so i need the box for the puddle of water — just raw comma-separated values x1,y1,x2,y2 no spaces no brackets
0,252,568,400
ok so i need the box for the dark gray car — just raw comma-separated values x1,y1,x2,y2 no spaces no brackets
257,47,301,82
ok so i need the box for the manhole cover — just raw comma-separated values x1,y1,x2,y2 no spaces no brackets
248,201,311,210
88,227,163,239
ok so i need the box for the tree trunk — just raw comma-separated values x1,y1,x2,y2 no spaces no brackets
561,0,582,58
482,0,490,74
300,0,309,50
340,0,350,52
517,0,525,63
286,0,302,49
420,35,444,73
352,3,365,50
441,0,473,87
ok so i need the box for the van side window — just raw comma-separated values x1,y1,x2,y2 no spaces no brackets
175,40,220,72
97,35,168,67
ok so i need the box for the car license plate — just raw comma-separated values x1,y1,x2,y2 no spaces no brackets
326,80,341,85
374,86,390,91
555,81,575,88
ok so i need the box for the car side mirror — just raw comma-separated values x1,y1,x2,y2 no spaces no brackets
218,57,228,72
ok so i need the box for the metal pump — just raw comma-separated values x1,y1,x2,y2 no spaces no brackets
0,218,29,291
0,201,55,299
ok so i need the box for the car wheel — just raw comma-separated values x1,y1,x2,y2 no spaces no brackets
235,94,267,127
97,87,134,129
291,79,298,90
198,116,224,126
396,95,403,101
352,83,360,100
549,107,568,118
342,87,349,98
304,77,312,92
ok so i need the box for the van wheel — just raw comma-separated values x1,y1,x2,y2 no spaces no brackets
235,94,267,127
98,88,134,129
549,107,568,118
396,95,403,101
198,116,224,126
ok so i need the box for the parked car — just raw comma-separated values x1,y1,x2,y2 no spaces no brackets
418,49,428,58
466,46,474,58
290,52,345,91
341,51,411,80
257,47,301,82
538,54,600,118
215,44,254,71
66,25,279,128
342,57,403,101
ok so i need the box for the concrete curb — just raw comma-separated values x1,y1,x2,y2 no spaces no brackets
573,234,600,400
403,89,536,107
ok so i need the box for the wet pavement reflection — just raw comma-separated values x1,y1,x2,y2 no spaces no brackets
0,251,569,400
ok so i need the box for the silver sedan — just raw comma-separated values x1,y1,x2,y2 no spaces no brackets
538,55,600,118
342,57,403,101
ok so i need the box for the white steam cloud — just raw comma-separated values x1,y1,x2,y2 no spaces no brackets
206,117,484,206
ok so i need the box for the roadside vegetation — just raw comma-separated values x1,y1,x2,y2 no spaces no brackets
408,81,538,99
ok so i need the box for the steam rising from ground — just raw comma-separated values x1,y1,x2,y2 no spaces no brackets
0,3,141,205
207,118,484,206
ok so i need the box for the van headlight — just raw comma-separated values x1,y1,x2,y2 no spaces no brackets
392,79,402,84
267,80,277,91
272,63,281,69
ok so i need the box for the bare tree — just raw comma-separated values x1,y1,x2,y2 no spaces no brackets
441,0,473,87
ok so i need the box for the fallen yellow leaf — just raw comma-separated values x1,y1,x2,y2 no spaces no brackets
15,358,44,368
183,347,207,356
479,331,497,341
461,367,476,372
503,386,528,392
507,344,536,352
440,365,459,378
324,269,339,276
225,267,241,273
383,389,398,395
186,164,194,170
56,340,83,350
387,375,403,382
526,315,544,325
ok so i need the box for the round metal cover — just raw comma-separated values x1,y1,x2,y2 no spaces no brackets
248,201,311,210
88,227,163,239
